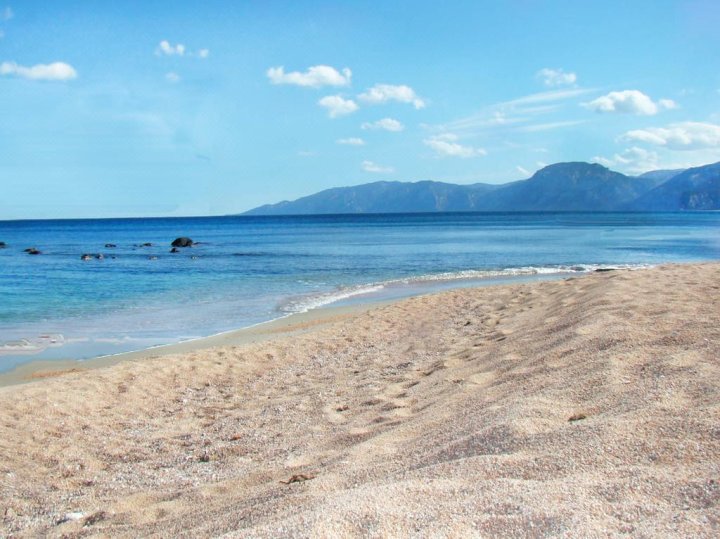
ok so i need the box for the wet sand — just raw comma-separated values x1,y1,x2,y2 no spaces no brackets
1,263,719,537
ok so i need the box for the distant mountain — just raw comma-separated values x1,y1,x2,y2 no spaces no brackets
244,180,501,215
471,162,663,211
627,162,720,210
637,168,686,183
243,161,719,215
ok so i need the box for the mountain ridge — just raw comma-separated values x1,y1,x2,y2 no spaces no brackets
243,161,720,215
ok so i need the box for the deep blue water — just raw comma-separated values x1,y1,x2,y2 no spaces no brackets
0,212,718,371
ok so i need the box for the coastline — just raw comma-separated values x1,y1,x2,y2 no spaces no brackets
0,301,386,388
1,262,719,536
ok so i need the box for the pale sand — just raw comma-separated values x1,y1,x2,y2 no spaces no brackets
1,263,718,537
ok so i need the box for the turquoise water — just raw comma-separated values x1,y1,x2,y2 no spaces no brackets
0,212,718,371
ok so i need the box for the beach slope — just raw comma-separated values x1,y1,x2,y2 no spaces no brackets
1,263,719,537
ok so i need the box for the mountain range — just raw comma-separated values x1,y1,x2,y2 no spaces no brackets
243,161,720,215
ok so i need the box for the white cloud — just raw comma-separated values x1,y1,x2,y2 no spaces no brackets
358,84,425,109
361,118,404,132
517,166,531,176
267,65,351,88
318,95,358,118
156,40,185,56
537,68,577,87
337,137,365,146
591,147,661,174
197,49,210,59
424,133,487,158
585,90,676,115
165,72,180,83
2,6,12,21
0,61,77,81
362,160,394,173
621,121,720,150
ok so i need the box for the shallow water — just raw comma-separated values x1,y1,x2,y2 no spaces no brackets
0,212,718,371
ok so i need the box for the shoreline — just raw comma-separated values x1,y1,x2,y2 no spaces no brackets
1,261,718,536
0,300,386,388
0,265,644,387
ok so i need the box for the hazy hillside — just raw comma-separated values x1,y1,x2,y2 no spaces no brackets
244,180,501,215
627,162,720,210
244,161,719,215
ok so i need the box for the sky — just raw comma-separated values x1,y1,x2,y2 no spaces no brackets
1,0,720,219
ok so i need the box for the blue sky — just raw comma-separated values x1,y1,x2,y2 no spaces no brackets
1,0,720,219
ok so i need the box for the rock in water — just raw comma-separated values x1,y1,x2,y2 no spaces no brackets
171,237,194,248
0,242,6,248
104,243,117,248
26,248,41,255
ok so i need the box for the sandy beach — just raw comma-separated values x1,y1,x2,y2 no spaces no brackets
1,263,718,537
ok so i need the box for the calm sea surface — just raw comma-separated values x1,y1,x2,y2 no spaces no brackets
1,212,718,371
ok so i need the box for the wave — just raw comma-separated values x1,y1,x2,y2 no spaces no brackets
279,263,652,315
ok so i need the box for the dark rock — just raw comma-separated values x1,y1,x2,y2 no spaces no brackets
595,268,615,273
170,247,180,253
104,243,117,248
171,237,194,248
81,254,92,261
26,248,41,255
95,254,104,260
142,243,152,247
0,242,6,248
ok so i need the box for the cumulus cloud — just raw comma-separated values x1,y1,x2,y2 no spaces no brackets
621,121,720,150
197,49,210,59
267,65,351,88
358,84,425,109
0,61,77,81
585,90,676,115
362,160,394,173
361,118,404,132
337,137,365,146
165,72,180,83
537,68,577,87
424,133,487,158
592,147,662,174
318,95,358,118
156,40,185,56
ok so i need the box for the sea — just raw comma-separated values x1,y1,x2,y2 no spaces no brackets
1,212,719,373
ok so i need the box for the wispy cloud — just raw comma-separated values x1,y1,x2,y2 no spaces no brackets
585,90,676,115
358,84,425,109
517,120,585,132
362,160,394,173
1,6,12,21
0,61,77,81
165,72,180,83
337,137,365,146
267,65,351,88
318,95,358,118
537,68,577,87
424,133,487,158
437,87,595,133
361,118,404,132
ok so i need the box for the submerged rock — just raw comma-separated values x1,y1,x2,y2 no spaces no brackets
104,243,117,248
25,248,41,255
170,247,180,253
81,254,92,261
171,237,194,248
0,242,6,248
